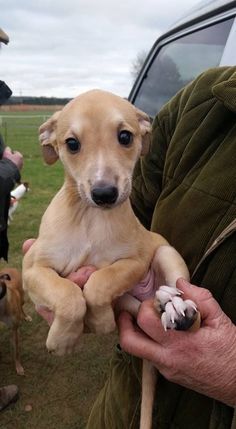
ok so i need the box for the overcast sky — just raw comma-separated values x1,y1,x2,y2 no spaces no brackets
1,0,202,98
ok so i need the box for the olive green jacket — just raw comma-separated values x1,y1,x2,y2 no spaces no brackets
131,66,236,429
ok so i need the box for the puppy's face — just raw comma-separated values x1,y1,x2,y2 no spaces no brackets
40,90,151,208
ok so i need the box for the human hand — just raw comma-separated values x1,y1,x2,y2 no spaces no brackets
22,239,96,325
118,278,236,406
3,146,23,170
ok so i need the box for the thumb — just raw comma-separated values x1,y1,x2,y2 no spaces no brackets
22,238,36,254
176,278,222,324
67,266,96,288
118,311,165,363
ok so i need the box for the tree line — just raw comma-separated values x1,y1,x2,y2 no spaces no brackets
6,96,72,105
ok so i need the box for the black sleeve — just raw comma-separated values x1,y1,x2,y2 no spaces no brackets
0,133,5,158
0,158,21,194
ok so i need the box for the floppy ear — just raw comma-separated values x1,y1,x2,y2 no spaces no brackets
135,107,151,155
39,111,61,165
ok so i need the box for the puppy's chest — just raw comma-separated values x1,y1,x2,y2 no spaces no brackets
56,219,134,277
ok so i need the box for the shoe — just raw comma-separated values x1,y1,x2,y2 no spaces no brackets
0,385,19,411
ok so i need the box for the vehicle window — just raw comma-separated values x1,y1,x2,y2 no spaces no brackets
133,18,234,118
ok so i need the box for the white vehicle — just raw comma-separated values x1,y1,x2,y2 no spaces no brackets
129,0,236,118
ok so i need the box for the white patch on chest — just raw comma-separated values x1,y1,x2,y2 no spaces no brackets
48,206,135,277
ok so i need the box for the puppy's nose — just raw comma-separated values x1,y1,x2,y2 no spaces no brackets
91,185,118,206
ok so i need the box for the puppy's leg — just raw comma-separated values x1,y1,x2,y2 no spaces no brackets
140,360,157,429
84,259,146,333
115,294,156,429
23,266,86,355
140,245,200,429
12,327,24,376
152,245,190,287
152,245,200,330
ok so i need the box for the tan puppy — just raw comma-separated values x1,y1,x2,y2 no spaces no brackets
23,90,199,428
0,268,31,375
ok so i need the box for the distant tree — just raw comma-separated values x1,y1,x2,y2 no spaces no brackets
6,96,72,105
157,54,181,84
131,50,147,81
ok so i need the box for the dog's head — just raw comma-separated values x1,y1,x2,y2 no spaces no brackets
39,90,151,208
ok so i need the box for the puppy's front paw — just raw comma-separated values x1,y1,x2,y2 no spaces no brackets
155,285,200,331
16,362,25,376
46,296,86,356
85,305,116,334
46,323,83,356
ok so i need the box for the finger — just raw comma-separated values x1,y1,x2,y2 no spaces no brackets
22,238,36,254
118,311,166,364
35,304,54,326
137,300,164,338
176,278,222,323
137,300,178,344
67,266,96,288
4,146,11,153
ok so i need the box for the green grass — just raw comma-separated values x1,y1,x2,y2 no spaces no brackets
0,111,117,429
4,112,64,267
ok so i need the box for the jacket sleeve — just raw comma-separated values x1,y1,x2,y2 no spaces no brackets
0,133,21,194
0,133,5,158
0,158,21,194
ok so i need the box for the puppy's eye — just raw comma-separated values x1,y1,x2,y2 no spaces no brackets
65,137,81,153
118,130,133,146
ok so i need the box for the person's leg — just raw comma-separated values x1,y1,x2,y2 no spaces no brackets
0,385,19,411
86,345,142,429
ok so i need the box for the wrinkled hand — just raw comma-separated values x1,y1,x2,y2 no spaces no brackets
118,278,236,406
22,239,96,325
3,146,23,170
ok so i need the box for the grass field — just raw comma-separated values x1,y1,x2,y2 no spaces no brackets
0,110,117,429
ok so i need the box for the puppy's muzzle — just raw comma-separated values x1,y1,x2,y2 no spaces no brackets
91,184,118,206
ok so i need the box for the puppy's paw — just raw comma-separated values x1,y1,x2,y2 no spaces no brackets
46,297,86,356
24,314,32,322
16,362,25,376
85,305,116,334
46,323,83,356
155,285,199,331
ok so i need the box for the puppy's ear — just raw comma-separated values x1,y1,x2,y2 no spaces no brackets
39,111,61,165
135,108,152,155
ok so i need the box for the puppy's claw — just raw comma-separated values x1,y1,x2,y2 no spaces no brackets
185,299,197,312
156,285,199,332
161,312,168,331
157,285,183,296
165,302,176,324
172,296,186,317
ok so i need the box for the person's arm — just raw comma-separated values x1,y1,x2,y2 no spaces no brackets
0,139,23,193
0,143,23,260
0,157,21,194
118,278,236,406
